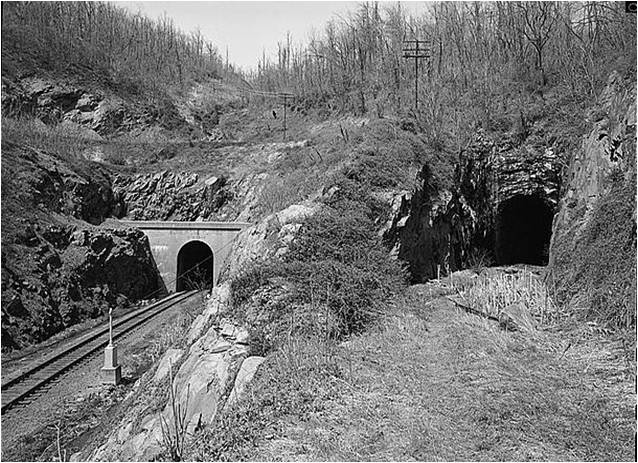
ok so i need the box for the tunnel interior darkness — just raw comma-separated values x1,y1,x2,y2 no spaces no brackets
495,195,554,266
176,241,214,291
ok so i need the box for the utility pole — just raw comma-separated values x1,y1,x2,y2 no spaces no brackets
279,92,294,141
238,88,296,140
402,39,430,112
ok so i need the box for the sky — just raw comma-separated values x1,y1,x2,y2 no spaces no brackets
117,1,427,72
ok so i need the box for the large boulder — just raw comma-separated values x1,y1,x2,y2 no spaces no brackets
221,202,322,279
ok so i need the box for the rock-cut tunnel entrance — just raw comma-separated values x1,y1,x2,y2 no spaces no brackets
176,240,214,291
495,195,554,266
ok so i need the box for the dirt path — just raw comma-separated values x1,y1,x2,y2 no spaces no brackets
253,284,635,461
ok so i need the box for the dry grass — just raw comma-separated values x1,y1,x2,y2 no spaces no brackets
1,117,101,159
253,170,323,218
200,281,635,462
189,333,343,461
455,267,559,325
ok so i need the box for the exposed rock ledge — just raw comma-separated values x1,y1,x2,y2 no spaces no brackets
89,200,321,460
90,282,264,461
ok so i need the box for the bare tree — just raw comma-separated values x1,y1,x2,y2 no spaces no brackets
515,2,558,85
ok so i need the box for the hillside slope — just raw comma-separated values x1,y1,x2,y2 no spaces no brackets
0,2,635,460
0,139,163,350
193,276,633,461
548,72,637,329
0,1,244,350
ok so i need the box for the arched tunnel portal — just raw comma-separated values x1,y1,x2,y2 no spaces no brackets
176,240,214,291
117,221,250,293
495,194,554,266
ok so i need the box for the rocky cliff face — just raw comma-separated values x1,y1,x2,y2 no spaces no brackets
90,279,265,461
385,73,635,328
1,142,162,350
111,140,312,223
1,76,236,140
112,171,233,221
385,127,562,281
547,73,637,328
2,227,163,350
1,141,124,224
1,77,193,137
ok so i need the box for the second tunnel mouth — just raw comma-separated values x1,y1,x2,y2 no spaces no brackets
495,194,554,266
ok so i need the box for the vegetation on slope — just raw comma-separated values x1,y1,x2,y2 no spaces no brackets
251,2,635,147
231,207,408,355
1,1,229,96
182,4,636,460
193,271,634,461
0,1,635,459
551,171,637,329
547,74,637,331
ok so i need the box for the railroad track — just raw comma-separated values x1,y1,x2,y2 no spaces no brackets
1,290,200,414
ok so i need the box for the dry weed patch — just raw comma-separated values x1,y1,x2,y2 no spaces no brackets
456,267,559,324
205,283,634,461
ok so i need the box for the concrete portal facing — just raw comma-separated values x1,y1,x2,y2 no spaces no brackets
119,221,249,291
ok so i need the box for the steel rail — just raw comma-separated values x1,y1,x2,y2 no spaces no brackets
1,290,200,414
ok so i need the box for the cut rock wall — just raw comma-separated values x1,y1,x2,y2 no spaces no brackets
547,72,637,326
385,129,562,281
1,142,162,350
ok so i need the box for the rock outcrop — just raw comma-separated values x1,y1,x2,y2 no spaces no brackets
547,73,637,327
1,225,163,350
221,202,322,279
1,77,188,136
386,121,562,281
91,283,264,461
1,141,161,350
1,141,124,224
113,171,232,221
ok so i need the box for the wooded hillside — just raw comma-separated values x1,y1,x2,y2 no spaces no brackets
1,1,228,95
252,2,636,146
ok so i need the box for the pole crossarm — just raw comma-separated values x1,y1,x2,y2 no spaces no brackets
238,88,296,140
402,38,431,112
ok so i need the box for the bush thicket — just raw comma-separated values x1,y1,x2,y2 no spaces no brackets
231,206,407,354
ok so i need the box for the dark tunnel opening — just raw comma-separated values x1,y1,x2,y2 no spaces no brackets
176,240,214,291
495,195,554,266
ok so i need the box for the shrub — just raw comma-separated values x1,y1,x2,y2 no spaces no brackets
230,207,408,353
